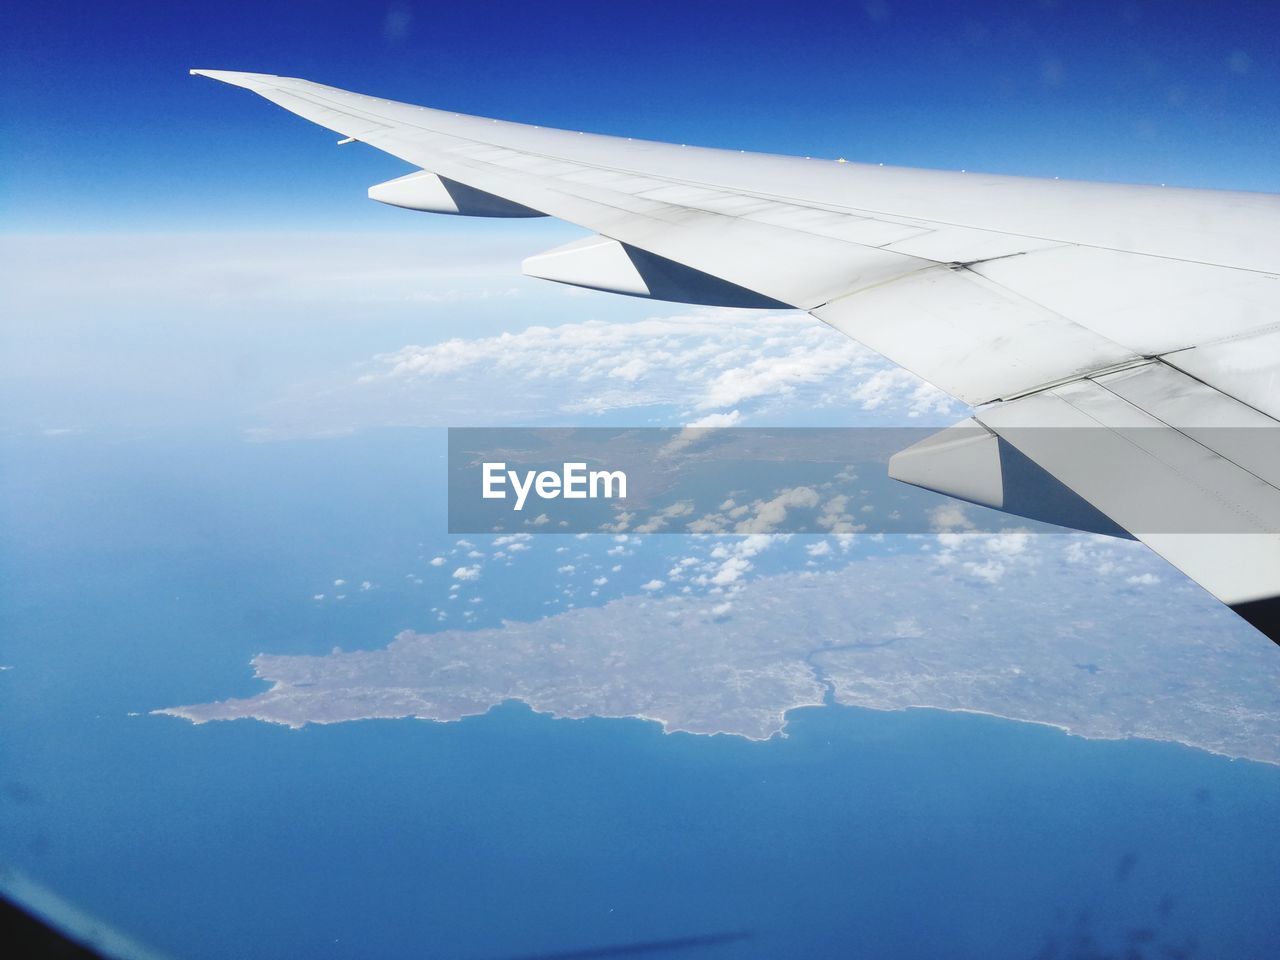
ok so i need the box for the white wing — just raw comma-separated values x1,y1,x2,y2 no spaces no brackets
192,69,1280,645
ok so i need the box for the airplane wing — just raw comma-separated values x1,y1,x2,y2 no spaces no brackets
190,69,1280,645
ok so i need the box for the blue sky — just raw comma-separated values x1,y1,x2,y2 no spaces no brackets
2,0,1277,230
2,0,1278,440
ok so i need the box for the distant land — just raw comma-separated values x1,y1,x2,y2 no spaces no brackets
158,543,1280,765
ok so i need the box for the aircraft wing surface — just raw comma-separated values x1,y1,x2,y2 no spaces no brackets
192,69,1280,644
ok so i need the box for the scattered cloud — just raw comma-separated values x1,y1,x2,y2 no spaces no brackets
685,410,742,428
734,486,821,534
262,311,959,437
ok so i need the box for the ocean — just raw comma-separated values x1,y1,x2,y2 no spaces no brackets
2,433,1278,959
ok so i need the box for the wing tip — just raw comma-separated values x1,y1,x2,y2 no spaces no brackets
189,68,281,87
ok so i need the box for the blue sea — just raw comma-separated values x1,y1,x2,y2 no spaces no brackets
2,433,1278,959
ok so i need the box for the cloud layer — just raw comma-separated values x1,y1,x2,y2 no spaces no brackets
261,310,958,437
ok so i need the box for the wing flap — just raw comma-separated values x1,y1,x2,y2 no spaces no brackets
976,362,1280,632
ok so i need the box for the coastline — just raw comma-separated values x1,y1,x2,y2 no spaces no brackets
153,688,1280,769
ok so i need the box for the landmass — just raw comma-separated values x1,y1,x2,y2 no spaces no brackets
156,544,1280,764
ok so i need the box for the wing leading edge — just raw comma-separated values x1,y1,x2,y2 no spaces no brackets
191,69,1280,645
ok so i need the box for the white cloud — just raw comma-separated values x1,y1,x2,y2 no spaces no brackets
818,495,860,534
963,559,1006,584
267,311,960,437
711,556,752,585
608,358,649,382
429,557,446,567
849,368,953,418
985,531,1030,558
641,579,665,591
932,529,1038,584
930,503,974,533
684,533,784,588
452,566,481,581
735,486,821,534
633,500,696,535
684,410,741,428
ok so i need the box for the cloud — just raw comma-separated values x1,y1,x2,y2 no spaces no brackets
640,579,665,591
930,503,974,532
690,533,782,587
963,559,1006,584
684,410,741,428
734,486,821,534
266,311,960,437
633,500,696,534
452,566,481,581
608,358,649,382
818,495,861,534
931,529,1039,584
849,368,953,418
429,557,445,567
710,557,752,585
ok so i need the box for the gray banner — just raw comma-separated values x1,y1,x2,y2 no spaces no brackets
447,427,1280,535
